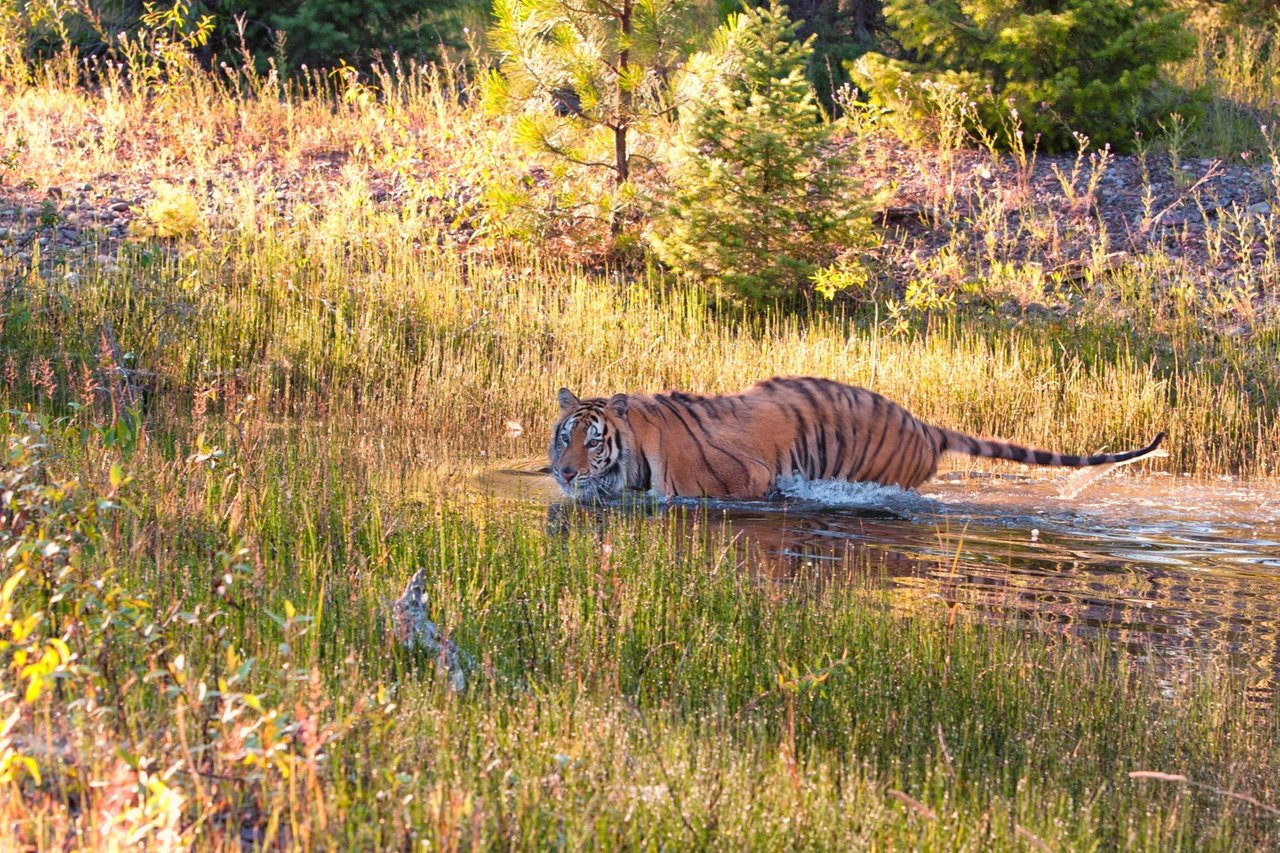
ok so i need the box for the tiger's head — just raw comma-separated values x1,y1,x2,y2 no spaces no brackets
550,389,631,499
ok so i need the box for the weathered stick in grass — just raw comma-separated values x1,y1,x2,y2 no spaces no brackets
888,788,937,821
98,319,140,430
391,568,468,692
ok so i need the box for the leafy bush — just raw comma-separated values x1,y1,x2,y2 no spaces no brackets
0,410,337,845
649,0,871,303
851,0,1203,152
134,182,206,240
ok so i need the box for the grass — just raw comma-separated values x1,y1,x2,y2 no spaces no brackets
2,233,1276,475
2,409,1278,849
1,14,1279,850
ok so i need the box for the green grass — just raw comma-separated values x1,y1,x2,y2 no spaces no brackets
2,408,1278,849
2,234,1278,845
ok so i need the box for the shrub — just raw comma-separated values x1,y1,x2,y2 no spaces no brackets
649,0,872,303
851,0,1203,153
134,182,205,240
0,0,453,77
207,0,446,71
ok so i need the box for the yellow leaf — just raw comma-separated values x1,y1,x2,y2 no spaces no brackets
1,569,24,603
20,755,41,785
283,599,296,620
1,708,18,736
109,463,125,489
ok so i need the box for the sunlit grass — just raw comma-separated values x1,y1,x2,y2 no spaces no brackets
3,226,1276,476
1,407,1277,848
1173,11,1280,157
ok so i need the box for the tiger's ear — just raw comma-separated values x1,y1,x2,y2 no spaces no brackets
606,393,628,418
556,388,579,411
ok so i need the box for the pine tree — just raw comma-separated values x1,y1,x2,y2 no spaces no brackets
852,0,1200,152
483,0,694,235
649,1,869,303
783,0,883,103
201,0,442,70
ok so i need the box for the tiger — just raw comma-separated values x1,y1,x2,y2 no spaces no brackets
549,376,1166,500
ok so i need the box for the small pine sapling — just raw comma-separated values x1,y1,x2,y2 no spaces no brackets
650,1,871,304
483,0,695,238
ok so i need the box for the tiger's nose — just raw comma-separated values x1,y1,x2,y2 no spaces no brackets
560,466,578,482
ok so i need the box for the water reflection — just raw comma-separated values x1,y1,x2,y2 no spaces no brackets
488,465,1280,702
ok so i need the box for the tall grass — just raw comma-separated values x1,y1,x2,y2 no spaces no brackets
3,226,1276,476
1,407,1277,849
1174,10,1280,157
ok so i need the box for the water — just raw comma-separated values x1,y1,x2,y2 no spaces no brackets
480,464,1280,700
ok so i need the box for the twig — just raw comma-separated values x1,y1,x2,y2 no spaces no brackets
627,700,700,843
937,723,956,778
1015,823,1055,852
1129,770,1280,819
99,318,140,413
1134,160,1225,247
888,788,937,820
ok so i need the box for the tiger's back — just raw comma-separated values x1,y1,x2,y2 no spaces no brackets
550,376,1164,500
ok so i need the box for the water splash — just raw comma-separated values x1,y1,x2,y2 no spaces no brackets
772,475,937,513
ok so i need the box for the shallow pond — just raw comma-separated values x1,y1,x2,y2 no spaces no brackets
481,464,1280,702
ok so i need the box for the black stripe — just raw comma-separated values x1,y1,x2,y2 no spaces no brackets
866,408,910,484
849,394,884,478
670,396,752,479
789,382,831,478
833,388,859,479
923,424,941,456
650,400,674,424
655,396,726,490
634,448,651,490
781,402,814,475
829,397,849,479
909,428,932,485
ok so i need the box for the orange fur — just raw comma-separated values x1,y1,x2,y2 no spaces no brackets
550,376,1165,500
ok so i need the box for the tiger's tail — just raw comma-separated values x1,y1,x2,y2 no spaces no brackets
932,428,1167,468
